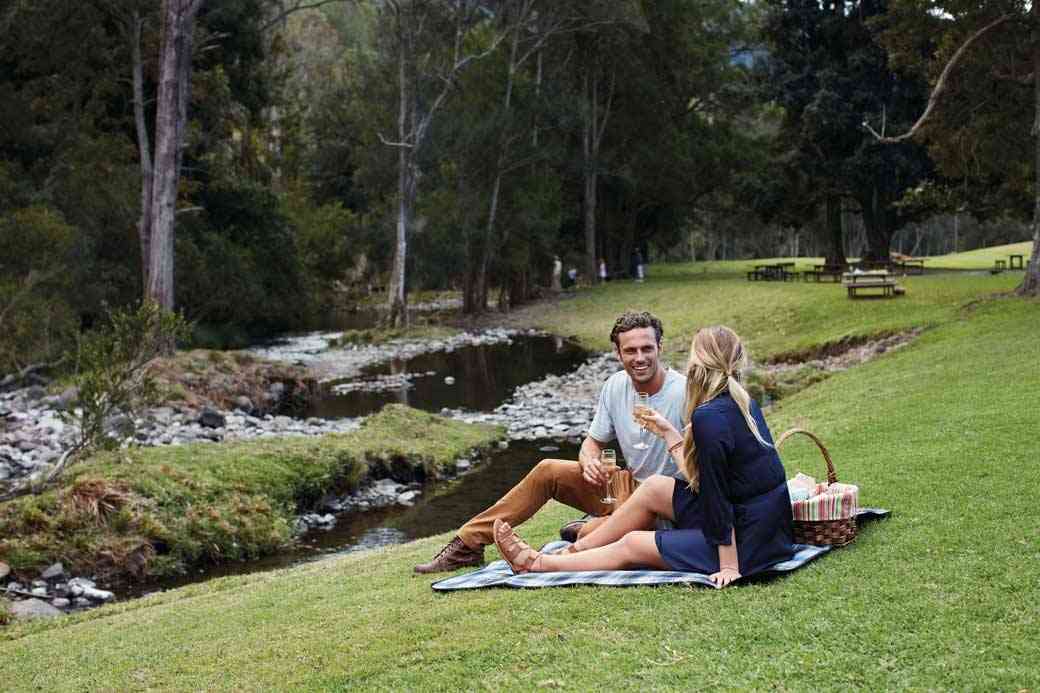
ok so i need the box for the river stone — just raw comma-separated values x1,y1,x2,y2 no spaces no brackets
51,597,70,609
81,586,114,602
0,561,9,579
54,386,79,411
199,407,226,429
396,490,420,506
31,587,48,597
23,386,46,402
233,396,254,412
40,562,65,581
10,598,63,620
104,413,134,437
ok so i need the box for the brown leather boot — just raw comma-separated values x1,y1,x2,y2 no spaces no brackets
414,536,484,574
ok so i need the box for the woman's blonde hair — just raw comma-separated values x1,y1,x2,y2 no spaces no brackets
680,325,771,491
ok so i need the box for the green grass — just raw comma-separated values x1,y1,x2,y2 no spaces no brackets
926,241,1034,270
1,267,1038,690
0,405,502,582
529,260,1021,359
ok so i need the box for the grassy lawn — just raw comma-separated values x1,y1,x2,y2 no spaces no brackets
528,260,1021,358
0,405,502,581
925,241,1034,270
1,266,1038,690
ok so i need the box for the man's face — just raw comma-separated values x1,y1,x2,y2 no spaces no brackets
614,327,661,386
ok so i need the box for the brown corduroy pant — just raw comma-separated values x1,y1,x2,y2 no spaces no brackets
457,458,640,549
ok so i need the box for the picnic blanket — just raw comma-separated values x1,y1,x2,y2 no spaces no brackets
431,508,889,592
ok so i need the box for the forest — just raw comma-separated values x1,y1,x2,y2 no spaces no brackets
1,0,1037,373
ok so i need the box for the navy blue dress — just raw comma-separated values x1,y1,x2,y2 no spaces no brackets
655,394,794,576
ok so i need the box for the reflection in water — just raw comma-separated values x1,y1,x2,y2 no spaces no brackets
310,335,589,419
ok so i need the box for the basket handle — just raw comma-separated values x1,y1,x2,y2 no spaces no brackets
776,428,838,485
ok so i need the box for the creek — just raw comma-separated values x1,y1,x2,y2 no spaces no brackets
126,438,579,597
124,332,591,597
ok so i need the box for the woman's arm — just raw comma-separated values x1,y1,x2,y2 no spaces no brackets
711,528,741,588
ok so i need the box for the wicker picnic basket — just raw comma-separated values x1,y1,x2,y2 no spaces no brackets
776,428,857,547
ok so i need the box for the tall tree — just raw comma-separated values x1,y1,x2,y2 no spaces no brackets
762,0,933,262
146,0,205,316
377,0,505,327
870,2,1040,295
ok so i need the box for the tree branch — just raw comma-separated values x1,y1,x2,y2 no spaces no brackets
261,0,354,32
378,132,414,148
864,14,1011,144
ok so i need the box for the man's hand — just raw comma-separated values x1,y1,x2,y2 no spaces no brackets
579,452,607,487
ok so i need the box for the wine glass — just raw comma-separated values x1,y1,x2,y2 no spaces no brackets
600,449,618,504
632,391,651,450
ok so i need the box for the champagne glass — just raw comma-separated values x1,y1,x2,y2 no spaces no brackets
632,391,651,450
600,449,618,504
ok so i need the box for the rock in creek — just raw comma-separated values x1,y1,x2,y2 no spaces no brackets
10,598,64,621
40,562,65,581
198,407,226,429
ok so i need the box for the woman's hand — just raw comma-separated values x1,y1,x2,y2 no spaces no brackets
709,567,741,589
634,407,679,442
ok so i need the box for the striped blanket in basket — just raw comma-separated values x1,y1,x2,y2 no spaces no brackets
792,482,859,522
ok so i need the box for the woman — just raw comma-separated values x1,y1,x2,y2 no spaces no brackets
494,325,794,588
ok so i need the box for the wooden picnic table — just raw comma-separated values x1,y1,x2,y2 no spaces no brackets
895,258,925,275
748,262,798,282
843,271,902,299
804,264,846,282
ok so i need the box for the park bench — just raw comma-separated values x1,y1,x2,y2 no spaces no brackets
991,259,1007,274
803,264,846,282
1009,254,1024,270
843,271,904,299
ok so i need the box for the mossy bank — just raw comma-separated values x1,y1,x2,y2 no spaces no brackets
0,405,503,583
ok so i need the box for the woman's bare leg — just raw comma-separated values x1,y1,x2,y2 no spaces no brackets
572,475,676,553
537,532,667,571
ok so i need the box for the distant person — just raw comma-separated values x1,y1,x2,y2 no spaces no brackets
414,311,687,574
566,266,578,288
630,249,645,282
599,257,608,282
551,256,562,293
493,326,795,589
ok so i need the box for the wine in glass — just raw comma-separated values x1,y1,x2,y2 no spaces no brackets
632,391,651,450
600,449,618,504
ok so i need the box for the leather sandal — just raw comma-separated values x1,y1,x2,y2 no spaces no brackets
493,520,543,574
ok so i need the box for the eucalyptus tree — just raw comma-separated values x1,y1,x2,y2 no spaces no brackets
761,0,933,263
869,1,1040,295
375,0,508,327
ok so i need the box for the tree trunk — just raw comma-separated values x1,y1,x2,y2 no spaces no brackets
582,69,599,285
824,194,847,266
1019,3,1040,295
859,188,893,262
147,0,203,317
131,10,153,295
387,32,413,328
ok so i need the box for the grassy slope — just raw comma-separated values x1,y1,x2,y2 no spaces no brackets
925,241,1034,270
0,405,502,579
530,261,1019,358
2,267,1039,691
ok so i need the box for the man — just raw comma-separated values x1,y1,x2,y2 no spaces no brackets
415,310,688,574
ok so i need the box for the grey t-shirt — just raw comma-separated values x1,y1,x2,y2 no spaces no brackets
587,368,687,481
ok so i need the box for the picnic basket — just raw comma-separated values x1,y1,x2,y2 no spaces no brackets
776,428,857,547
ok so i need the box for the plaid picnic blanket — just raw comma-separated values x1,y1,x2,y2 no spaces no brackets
430,508,889,592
